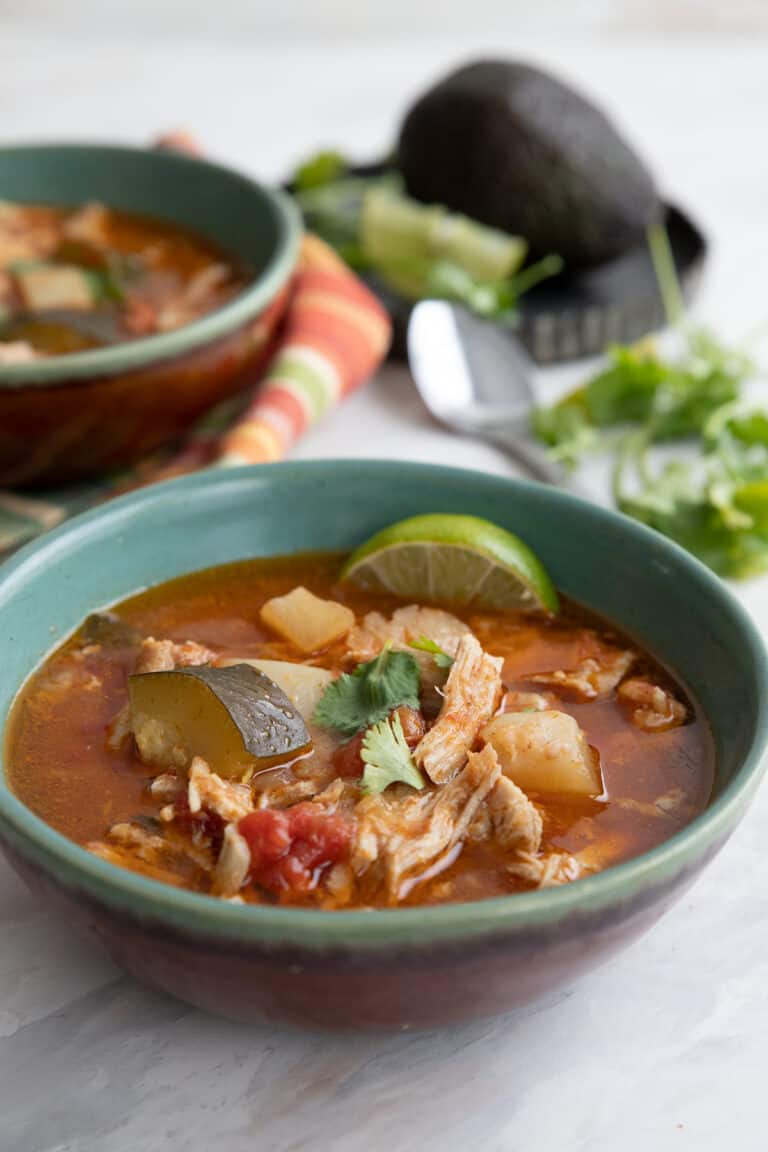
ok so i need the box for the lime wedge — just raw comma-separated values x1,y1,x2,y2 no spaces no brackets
342,514,558,613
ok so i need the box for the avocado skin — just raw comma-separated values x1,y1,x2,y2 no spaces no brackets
398,60,660,268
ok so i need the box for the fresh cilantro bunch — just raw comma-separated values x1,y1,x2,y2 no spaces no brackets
532,224,767,579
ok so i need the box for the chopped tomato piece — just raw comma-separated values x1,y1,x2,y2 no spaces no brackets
332,731,365,779
238,803,352,895
393,705,426,746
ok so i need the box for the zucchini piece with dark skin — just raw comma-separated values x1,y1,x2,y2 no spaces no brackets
128,663,312,781
78,611,143,650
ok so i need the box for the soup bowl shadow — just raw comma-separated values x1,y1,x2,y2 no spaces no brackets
0,144,300,488
0,460,766,1030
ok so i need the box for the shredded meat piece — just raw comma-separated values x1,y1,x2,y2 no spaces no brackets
473,771,543,854
62,201,110,246
346,605,471,664
499,690,552,713
187,757,253,822
148,772,181,799
530,648,635,701
255,777,328,809
508,850,582,888
616,677,688,731
414,635,503,784
615,787,691,820
310,777,359,812
0,340,40,364
213,824,251,896
105,704,132,751
90,819,213,875
346,605,471,710
351,744,501,901
87,842,192,887
255,759,339,809
134,637,215,675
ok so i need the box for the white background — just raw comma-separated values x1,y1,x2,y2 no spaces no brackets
1,4,768,1152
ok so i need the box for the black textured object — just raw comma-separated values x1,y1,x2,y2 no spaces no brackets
398,60,660,268
375,202,707,365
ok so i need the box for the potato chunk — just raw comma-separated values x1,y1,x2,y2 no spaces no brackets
481,710,602,797
218,657,334,720
260,587,355,653
14,264,94,312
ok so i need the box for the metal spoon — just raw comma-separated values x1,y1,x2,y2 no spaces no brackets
407,299,580,489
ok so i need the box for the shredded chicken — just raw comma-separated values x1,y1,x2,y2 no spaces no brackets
530,648,635,701
134,636,215,675
155,265,230,331
508,850,582,888
414,634,503,784
617,677,688,731
499,690,552,713
351,743,501,901
0,201,58,264
187,757,253,822
483,773,543,854
87,843,192,887
89,819,213,875
212,824,251,896
614,787,691,820
105,704,132,752
62,201,110,246
255,776,327,809
347,605,471,664
309,777,359,812
148,772,182,799
0,340,40,364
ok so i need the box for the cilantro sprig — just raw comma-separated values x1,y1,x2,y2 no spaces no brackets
409,635,454,669
360,712,426,795
312,646,420,737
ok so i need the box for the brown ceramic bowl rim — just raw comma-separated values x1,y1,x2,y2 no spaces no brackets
0,143,301,388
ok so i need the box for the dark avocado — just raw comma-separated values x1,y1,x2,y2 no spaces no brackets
397,60,661,268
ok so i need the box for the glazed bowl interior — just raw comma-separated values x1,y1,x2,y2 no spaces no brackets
0,143,300,385
0,461,766,947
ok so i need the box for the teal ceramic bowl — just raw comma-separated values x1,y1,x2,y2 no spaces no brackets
0,461,766,1030
0,144,301,487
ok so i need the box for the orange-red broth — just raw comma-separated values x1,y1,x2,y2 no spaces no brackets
6,554,714,907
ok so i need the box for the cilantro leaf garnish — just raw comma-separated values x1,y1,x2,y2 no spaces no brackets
360,712,426,795
409,635,454,669
313,646,420,737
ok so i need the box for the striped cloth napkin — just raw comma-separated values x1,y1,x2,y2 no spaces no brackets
0,233,392,560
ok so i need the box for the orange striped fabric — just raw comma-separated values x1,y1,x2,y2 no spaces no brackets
216,236,391,467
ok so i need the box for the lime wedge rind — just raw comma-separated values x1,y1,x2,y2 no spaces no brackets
342,514,558,614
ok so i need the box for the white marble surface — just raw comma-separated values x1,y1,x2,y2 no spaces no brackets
2,23,768,1152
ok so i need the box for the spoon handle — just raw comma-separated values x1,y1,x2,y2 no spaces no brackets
487,428,591,496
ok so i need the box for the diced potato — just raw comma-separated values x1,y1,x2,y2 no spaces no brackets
481,710,602,797
14,263,94,312
260,587,355,653
217,658,334,720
